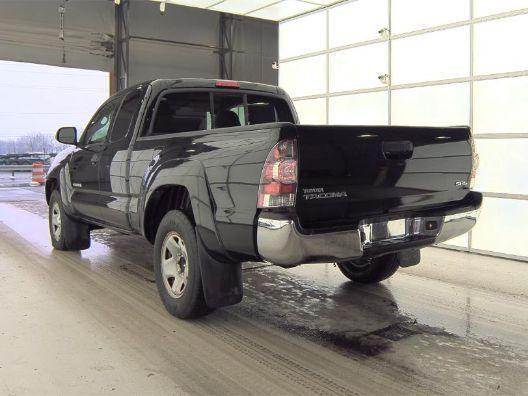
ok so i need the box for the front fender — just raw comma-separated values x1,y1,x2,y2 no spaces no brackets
46,148,76,214
47,146,75,179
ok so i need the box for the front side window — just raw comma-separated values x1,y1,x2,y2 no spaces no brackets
151,92,212,135
83,97,122,145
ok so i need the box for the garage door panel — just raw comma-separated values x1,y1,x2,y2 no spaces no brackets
329,0,388,48
279,55,326,98
471,197,528,258
391,83,469,126
473,76,528,134
329,91,388,125
392,27,470,85
329,43,388,92
392,0,469,34
474,0,528,18
279,11,326,59
293,98,327,125
474,14,528,76
474,139,528,195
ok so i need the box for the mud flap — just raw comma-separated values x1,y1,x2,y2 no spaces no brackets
196,233,243,309
397,249,421,268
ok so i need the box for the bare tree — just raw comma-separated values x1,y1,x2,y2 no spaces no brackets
0,133,66,155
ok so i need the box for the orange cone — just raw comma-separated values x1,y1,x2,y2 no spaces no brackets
30,162,46,186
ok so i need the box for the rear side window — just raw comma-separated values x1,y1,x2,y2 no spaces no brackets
151,92,212,135
110,89,143,142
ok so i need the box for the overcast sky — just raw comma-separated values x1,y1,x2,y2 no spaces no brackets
0,60,109,140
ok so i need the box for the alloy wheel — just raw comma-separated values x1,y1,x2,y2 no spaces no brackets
160,231,190,298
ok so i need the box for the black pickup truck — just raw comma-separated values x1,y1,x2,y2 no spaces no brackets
46,78,482,319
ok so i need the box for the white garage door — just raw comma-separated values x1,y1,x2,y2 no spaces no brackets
279,0,528,260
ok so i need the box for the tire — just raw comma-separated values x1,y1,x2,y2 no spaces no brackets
337,253,400,284
153,210,209,319
48,190,91,251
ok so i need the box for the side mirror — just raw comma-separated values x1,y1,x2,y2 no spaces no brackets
56,127,77,146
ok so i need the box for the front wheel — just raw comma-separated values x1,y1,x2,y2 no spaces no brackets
153,210,209,319
48,190,91,251
337,253,400,283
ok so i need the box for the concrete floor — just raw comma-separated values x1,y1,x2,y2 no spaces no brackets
0,187,527,395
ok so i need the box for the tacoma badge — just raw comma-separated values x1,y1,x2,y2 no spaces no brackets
303,188,348,200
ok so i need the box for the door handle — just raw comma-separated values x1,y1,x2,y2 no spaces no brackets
382,141,414,160
90,152,102,166
149,148,164,166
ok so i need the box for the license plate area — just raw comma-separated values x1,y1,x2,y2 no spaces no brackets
386,219,406,239
361,219,407,245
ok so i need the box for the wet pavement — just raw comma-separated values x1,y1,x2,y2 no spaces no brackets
0,186,527,395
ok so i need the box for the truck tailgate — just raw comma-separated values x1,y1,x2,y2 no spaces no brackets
295,125,474,230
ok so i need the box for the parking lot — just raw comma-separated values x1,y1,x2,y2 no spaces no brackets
1,185,527,395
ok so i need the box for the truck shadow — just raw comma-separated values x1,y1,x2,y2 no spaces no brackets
224,265,451,357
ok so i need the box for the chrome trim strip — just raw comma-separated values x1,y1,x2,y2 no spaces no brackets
257,217,362,267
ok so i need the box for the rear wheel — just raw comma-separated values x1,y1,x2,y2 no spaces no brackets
153,210,209,319
48,190,91,251
337,253,400,283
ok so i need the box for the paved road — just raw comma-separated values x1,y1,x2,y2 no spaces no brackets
0,171,32,188
0,187,527,395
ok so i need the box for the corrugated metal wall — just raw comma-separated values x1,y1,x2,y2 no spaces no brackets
0,0,114,73
0,0,278,86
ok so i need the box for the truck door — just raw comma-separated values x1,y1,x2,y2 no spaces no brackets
69,96,122,221
97,87,145,230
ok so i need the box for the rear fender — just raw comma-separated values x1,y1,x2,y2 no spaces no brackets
142,159,243,308
141,158,226,256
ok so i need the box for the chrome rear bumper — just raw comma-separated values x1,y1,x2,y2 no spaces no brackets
435,210,480,244
257,209,479,267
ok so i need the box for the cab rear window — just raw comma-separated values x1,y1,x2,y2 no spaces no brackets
247,95,294,125
146,91,294,136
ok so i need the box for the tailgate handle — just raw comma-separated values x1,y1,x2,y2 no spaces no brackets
382,141,414,160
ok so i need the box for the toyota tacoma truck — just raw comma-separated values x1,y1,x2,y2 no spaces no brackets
46,78,482,319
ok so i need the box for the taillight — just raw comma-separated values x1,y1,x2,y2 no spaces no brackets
257,139,297,208
469,135,479,189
